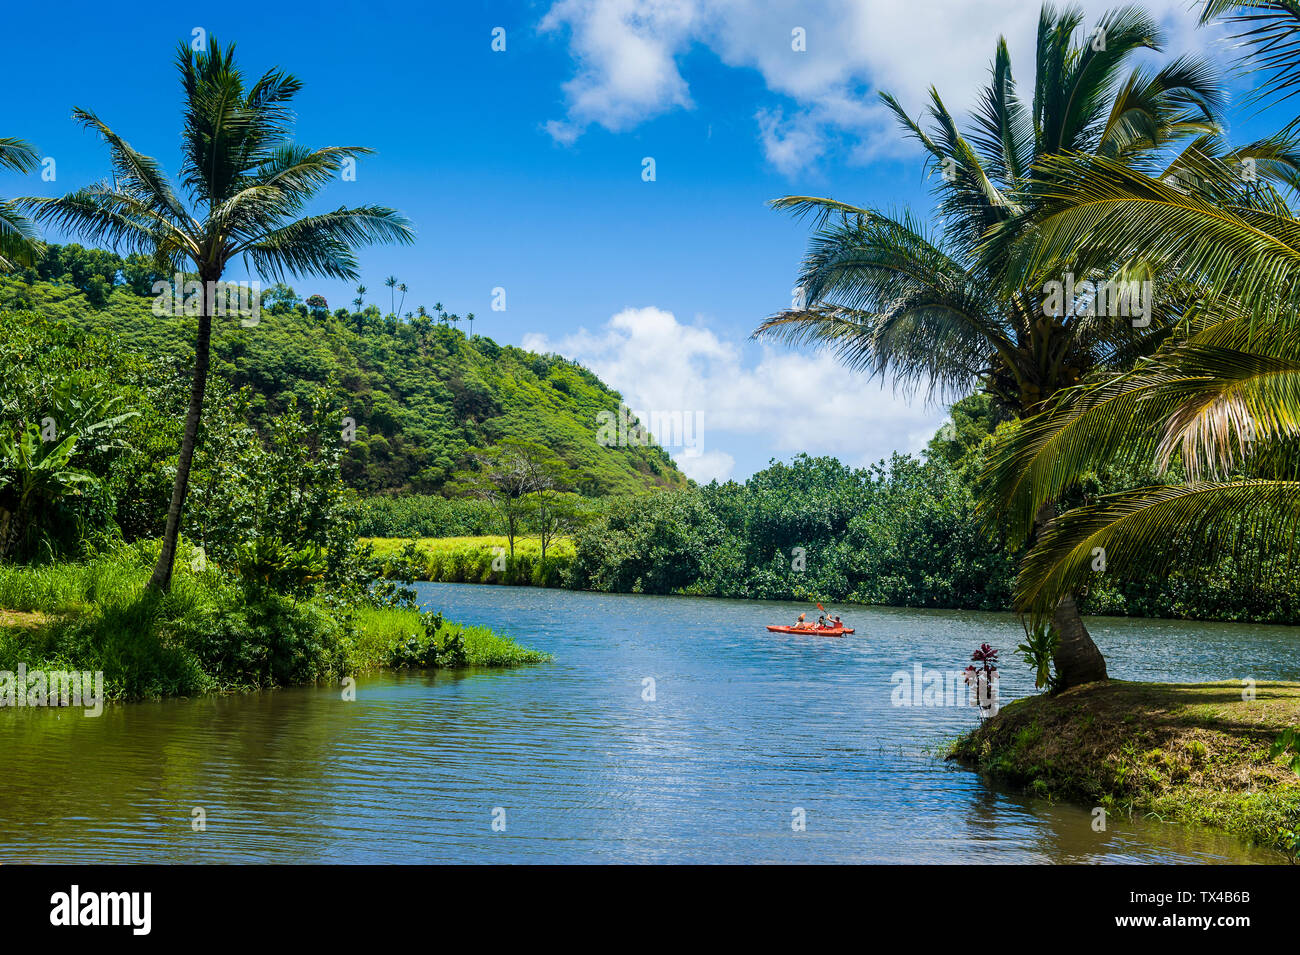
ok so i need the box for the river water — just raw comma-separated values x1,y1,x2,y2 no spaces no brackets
2,583,1295,863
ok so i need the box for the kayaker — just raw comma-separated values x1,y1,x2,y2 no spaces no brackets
831,614,844,628
816,614,828,629
794,613,813,629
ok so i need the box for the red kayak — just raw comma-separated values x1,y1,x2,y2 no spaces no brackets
765,625,855,636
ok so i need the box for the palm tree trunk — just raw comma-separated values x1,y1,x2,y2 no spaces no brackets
1034,502,1108,689
1051,591,1107,687
147,288,213,592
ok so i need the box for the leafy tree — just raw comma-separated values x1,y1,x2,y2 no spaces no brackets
24,37,413,592
450,438,559,557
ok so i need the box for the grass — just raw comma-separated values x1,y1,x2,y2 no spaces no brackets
349,605,551,668
949,680,1300,859
363,536,576,586
0,553,549,702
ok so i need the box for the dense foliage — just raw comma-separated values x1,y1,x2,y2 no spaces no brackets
1,247,685,496
0,309,547,697
566,398,1018,609
562,394,1300,623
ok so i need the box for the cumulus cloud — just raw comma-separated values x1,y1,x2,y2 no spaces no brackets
538,0,699,134
539,0,1215,172
523,306,946,482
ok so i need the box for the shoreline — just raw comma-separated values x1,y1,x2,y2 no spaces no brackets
948,680,1300,861
378,537,1300,629
0,556,550,706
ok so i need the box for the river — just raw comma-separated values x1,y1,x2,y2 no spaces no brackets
2,583,1295,863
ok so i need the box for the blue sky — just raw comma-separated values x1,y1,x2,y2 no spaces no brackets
0,0,1284,481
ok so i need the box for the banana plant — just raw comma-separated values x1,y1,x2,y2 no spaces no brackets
0,424,96,559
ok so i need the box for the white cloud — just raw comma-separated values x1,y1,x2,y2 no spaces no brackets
539,0,1216,172
677,448,736,483
523,306,945,482
538,0,698,134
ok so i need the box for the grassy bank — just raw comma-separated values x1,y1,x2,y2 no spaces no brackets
0,555,549,702
949,680,1300,859
365,536,575,587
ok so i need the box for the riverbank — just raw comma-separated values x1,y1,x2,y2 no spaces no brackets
949,680,1300,859
365,536,575,587
0,556,549,703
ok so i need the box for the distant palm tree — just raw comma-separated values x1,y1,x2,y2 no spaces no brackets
398,282,408,317
466,311,475,338
356,284,367,308
25,38,413,591
0,137,39,271
384,274,397,314
752,3,1240,688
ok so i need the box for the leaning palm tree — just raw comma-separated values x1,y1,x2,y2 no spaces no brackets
754,3,1231,688
25,39,413,591
978,1,1300,616
0,137,39,271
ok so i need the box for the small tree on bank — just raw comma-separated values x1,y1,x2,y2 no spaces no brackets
451,438,574,560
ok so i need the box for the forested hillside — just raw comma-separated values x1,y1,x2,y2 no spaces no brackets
1,243,686,496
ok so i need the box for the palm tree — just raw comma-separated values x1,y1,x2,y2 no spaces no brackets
0,137,39,271
753,3,1229,688
466,311,475,338
985,309,1300,613
979,0,1300,617
384,274,398,315
356,284,367,308
397,282,407,317
25,38,413,591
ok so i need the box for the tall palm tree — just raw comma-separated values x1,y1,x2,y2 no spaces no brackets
753,3,1229,688
979,0,1300,616
0,137,39,271
25,39,413,591
397,282,407,317
384,274,398,315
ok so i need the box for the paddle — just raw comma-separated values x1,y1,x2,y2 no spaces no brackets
816,602,843,630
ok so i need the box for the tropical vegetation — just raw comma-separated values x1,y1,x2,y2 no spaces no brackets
755,1,1300,688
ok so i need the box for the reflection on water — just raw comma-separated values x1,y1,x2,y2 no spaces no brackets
1,584,1293,863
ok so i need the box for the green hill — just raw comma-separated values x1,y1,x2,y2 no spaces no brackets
1,244,687,496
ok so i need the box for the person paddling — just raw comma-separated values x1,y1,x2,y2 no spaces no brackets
794,612,813,630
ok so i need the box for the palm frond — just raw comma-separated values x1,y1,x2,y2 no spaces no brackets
1200,0,1300,111
1016,479,1300,611
237,205,414,281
